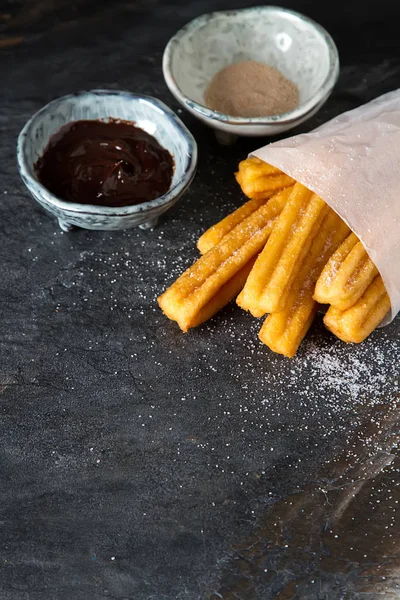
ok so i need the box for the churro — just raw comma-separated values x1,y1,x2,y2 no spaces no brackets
314,233,379,310
197,195,271,255
158,187,292,332
188,257,257,328
259,210,351,357
323,275,390,343
237,183,328,316
197,158,294,255
159,153,391,356
235,157,295,200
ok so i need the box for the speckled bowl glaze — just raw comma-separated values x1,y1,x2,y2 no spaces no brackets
163,6,339,144
17,90,197,231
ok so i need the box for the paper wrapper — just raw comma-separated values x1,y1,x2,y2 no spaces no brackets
252,89,400,323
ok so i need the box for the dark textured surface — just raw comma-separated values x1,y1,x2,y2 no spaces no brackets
0,1,399,599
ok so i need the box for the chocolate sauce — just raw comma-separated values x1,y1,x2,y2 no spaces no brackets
35,119,174,207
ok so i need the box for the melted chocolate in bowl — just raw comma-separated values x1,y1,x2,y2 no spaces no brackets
35,119,174,208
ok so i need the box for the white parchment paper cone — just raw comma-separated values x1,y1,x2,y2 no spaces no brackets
252,89,400,323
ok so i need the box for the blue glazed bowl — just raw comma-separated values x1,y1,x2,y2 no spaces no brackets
17,90,198,231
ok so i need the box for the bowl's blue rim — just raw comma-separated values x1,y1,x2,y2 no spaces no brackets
163,5,340,126
17,90,198,216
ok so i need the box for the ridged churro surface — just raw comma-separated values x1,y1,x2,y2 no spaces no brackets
158,155,390,355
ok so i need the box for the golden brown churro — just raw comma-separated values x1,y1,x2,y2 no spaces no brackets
159,154,390,355
314,233,379,310
259,210,351,357
197,195,270,255
235,157,295,199
158,187,292,332
323,275,390,343
198,157,295,255
237,183,328,316
188,257,257,328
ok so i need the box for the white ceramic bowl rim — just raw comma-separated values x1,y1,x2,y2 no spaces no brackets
17,90,198,216
163,6,340,125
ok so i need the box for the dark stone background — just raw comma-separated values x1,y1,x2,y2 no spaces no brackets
0,1,399,599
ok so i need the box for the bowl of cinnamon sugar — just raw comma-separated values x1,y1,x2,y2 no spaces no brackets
163,6,339,144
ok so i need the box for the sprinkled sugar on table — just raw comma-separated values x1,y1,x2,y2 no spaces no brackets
0,1,399,598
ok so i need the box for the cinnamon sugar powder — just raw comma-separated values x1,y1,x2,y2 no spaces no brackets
204,60,299,118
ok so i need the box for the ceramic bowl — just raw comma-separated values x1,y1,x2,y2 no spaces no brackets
17,90,197,231
163,6,339,144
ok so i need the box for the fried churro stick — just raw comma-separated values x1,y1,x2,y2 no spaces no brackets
259,211,351,357
188,257,257,328
158,187,292,332
314,233,379,310
235,157,295,199
237,183,328,317
197,195,273,255
323,275,390,343
198,160,295,255
259,295,318,358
